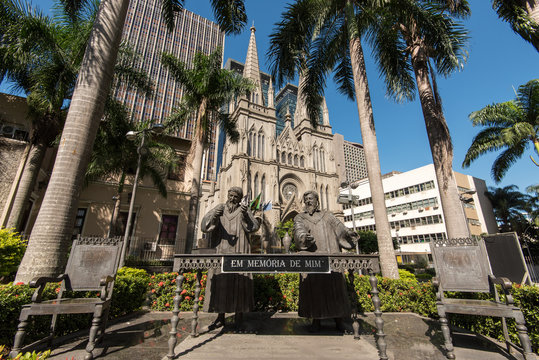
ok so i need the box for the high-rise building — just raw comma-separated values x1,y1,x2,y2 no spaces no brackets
340,164,498,264
115,1,225,180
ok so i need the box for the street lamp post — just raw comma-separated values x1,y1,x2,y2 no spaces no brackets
338,181,359,254
119,123,165,267
458,189,476,238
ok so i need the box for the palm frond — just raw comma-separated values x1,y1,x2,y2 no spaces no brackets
491,139,528,182
210,0,247,35
160,0,183,32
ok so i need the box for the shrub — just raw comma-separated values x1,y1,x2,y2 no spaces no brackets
0,229,26,279
111,267,150,317
398,269,417,281
147,271,206,312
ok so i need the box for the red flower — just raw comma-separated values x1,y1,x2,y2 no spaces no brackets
199,296,203,301
181,289,187,295
171,279,176,283
399,292,403,296
367,294,371,298
15,294,18,298
282,295,286,299
158,281,164,287
165,302,170,307
185,296,190,300
15,282,24,286
151,275,155,279
148,283,152,286
153,301,157,305
151,289,156,293
55,288,60,293
164,272,168,275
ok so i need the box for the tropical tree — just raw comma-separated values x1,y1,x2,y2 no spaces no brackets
15,0,247,282
485,185,530,232
87,105,177,237
492,0,539,52
463,79,539,182
268,0,399,278
0,0,98,232
161,48,253,252
370,0,471,240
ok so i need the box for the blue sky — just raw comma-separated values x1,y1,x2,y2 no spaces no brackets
3,0,538,194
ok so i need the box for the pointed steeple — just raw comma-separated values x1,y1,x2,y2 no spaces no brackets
243,24,263,104
267,77,274,108
322,97,330,126
285,106,292,128
294,70,308,125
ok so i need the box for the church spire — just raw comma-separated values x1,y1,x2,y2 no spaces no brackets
294,70,308,125
322,97,330,126
243,24,262,105
267,77,274,108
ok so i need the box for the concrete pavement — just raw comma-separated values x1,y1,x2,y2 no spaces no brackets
38,311,531,360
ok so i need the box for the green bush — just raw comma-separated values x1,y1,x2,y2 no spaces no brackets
0,229,26,279
147,271,206,312
111,267,150,317
398,269,417,281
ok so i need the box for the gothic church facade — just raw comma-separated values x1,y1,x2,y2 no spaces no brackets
199,26,346,244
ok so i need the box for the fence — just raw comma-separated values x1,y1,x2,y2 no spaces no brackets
126,236,184,263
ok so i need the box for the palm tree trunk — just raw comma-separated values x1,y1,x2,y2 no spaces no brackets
108,172,126,237
410,46,469,239
15,0,129,283
183,101,208,253
5,140,46,232
346,4,399,278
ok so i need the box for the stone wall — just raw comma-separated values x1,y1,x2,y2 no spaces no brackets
0,138,27,221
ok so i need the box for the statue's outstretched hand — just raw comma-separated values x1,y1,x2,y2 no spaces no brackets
215,204,225,218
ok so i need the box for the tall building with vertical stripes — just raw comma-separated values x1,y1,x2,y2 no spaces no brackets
114,1,225,180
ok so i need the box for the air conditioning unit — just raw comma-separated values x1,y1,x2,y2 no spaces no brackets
1,124,15,137
418,208,424,212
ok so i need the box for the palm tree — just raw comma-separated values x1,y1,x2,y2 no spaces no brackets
463,79,539,182
87,102,177,237
0,0,97,232
268,0,399,278
492,0,539,52
485,185,530,232
161,48,253,252
14,0,247,282
370,0,471,239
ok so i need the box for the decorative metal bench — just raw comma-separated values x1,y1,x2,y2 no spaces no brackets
167,253,388,360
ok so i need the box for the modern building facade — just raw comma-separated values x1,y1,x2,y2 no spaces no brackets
115,1,225,181
340,164,498,264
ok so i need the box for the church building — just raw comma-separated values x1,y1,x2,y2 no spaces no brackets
198,25,347,247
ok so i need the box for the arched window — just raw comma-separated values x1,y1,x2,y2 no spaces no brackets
325,185,330,211
300,156,305,167
261,175,266,203
247,133,252,156
313,147,319,170
320,148,325,172
258,133,262,159
294,154,299,166
276,150,280,162
254,173,259,196
281,152,286,163
288,153,292,165
320,184,324,209
261,135,265,159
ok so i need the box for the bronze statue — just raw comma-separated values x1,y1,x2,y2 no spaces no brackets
200,186,260,328
293,190,359,331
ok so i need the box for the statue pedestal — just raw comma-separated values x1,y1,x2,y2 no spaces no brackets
166,254,388,360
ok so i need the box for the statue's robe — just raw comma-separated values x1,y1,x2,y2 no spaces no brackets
201,204,259,313
294,210,353,319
